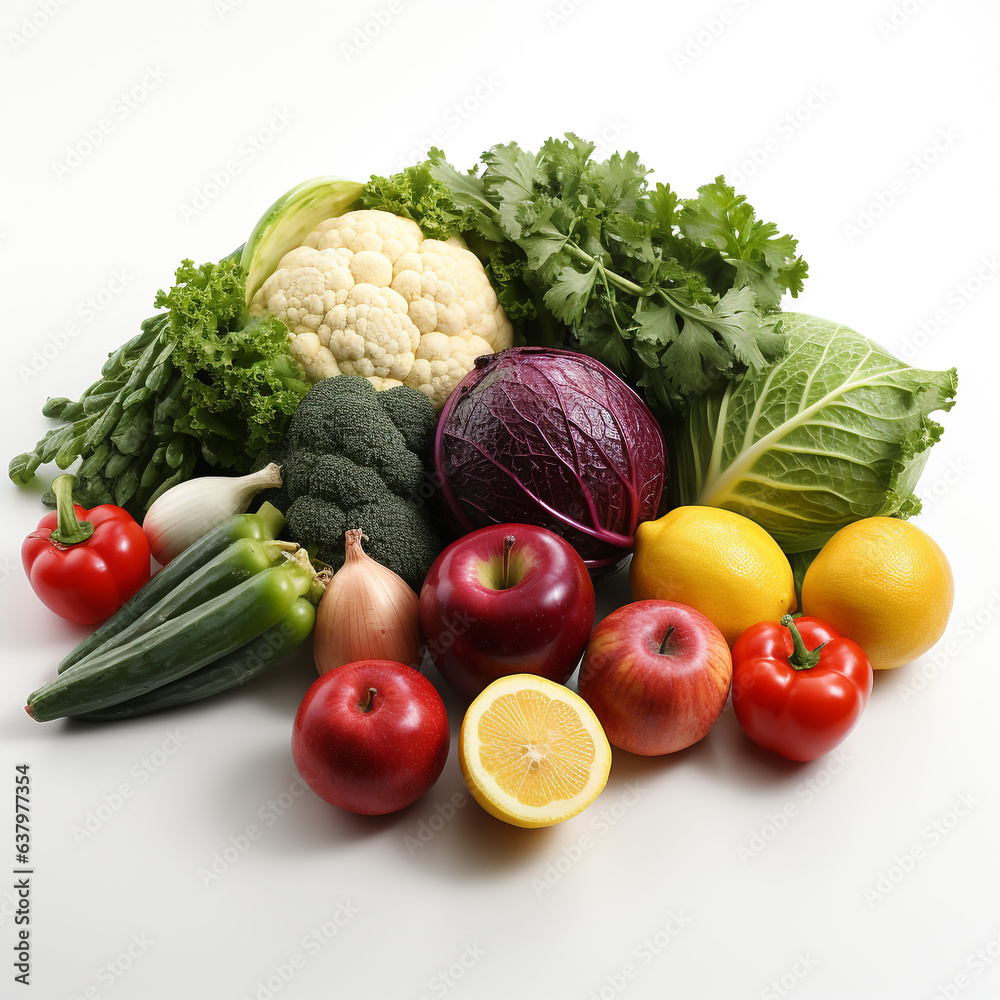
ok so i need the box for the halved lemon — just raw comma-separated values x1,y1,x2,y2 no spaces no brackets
459,675,612,829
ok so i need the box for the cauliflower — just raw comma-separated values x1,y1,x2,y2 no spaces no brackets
250,209,512,409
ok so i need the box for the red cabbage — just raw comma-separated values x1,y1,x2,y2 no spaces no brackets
434,348,667,574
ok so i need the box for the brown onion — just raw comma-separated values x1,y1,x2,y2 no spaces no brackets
314,529,423,675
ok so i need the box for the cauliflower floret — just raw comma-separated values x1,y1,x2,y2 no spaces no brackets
251,209,512,409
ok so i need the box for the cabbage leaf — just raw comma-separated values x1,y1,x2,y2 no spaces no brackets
670,313,958,554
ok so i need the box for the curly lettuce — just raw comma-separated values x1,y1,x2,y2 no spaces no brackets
156,259,309,469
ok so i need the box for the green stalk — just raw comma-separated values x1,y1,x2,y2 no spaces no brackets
563,241,647,298
781,614,825,671
47,475,94,545
564,238,718,328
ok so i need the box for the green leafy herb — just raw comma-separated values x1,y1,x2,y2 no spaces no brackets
363,134,807,410
679,177,809,310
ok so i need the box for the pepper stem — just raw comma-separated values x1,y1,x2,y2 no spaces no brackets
782,614,823,671
48,475,94,546
502,534,516,589
264,540,300,558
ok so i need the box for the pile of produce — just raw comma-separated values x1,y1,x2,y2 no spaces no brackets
10,259,310,514
12,134,959,831
10,178,509,514
26,503,324,722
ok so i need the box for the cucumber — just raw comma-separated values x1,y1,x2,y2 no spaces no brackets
75,599,315,721
57,502,285,672
58,537,296,674
28,555,316,722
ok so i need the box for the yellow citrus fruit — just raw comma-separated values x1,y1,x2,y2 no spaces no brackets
458,675,611,829
630,506,796,646
802,517,953,670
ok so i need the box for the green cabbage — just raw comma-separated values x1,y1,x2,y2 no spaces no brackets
670,313,958,556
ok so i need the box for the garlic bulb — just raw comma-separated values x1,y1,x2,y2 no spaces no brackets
143,464,282,564
314,529,423,675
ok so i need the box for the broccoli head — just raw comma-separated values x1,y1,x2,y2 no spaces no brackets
268,376,442,590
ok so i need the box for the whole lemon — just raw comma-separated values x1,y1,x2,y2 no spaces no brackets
631,506,796,646
801,517,953,670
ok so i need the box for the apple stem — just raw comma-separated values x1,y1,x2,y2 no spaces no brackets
502,534,516,589
359,686,378,713
781,615,826,670
658,625,675,655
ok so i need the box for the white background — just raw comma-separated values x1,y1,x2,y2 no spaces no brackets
2,0,998,997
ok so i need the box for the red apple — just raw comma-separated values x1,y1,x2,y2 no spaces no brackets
578,601,732,755
292,660,450,815
419,524,596,702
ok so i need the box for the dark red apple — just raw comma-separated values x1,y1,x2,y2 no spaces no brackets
292,659,449,816
578,600,732,755
419,524,596,702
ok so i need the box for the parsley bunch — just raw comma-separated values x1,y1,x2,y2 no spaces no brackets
364,134,807,412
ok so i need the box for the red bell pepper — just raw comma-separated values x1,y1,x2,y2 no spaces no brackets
731,614,873,762
21,475,150,625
